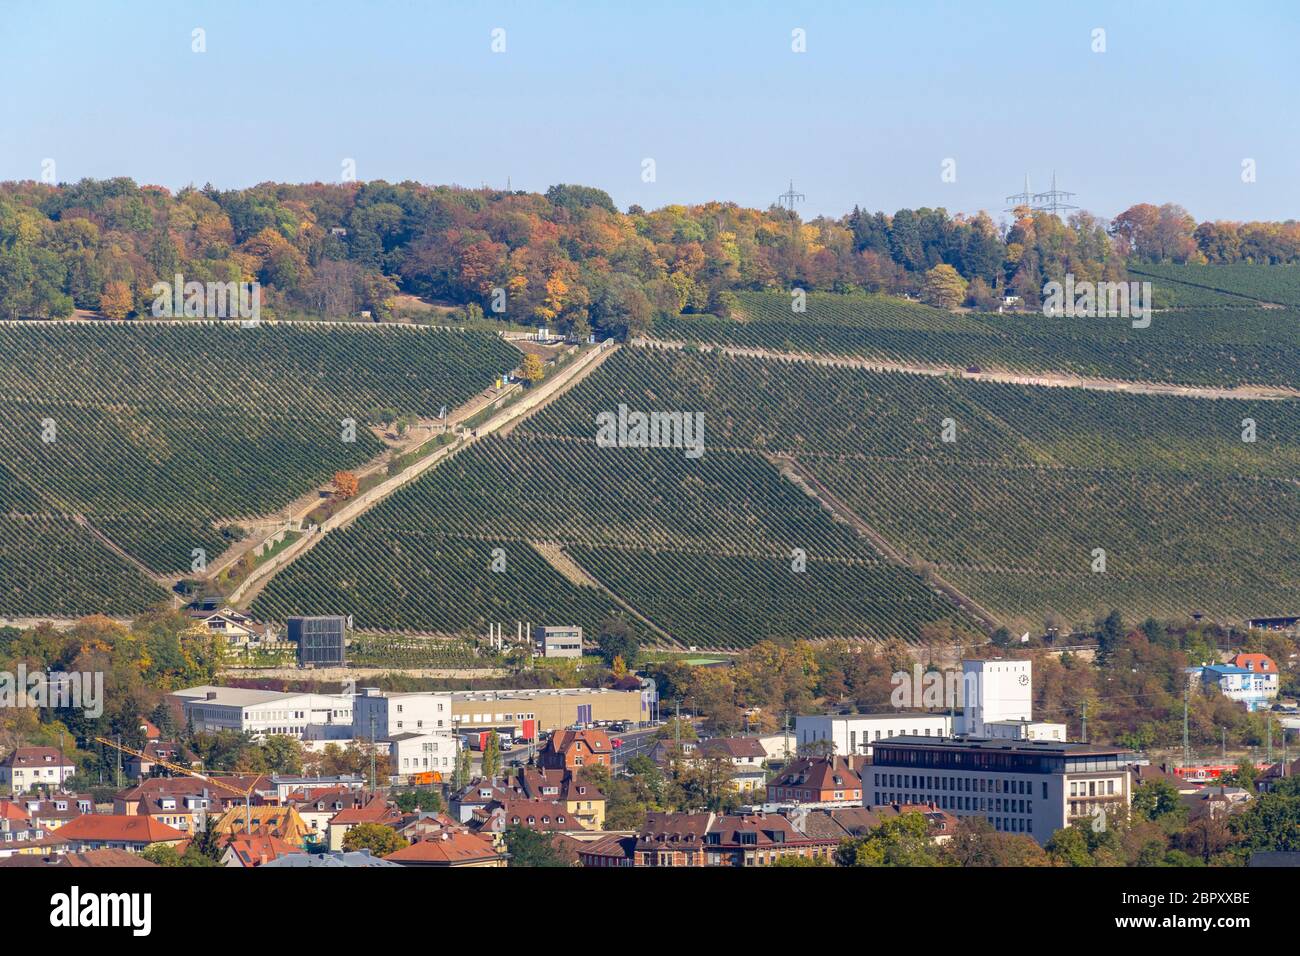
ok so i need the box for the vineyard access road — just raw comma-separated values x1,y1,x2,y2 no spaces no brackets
632,338,1300,401
227,340,621,608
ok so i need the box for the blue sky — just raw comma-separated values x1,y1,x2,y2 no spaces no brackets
2,0,1296,222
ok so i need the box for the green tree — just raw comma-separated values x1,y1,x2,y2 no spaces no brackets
481,733,501,781
1231,778,1300,853
596,615,640,667
1132,780,1184,823
342,823,407,857
187,822,226,864
1098,609,1125,657
140,842,221,867
452,746,473,791
1220,758,1259,792
1045,825,1093,866
943,817,1050,866
653,717,697,742
920,264,967,309
503,824,568,867
767,854,830,867
392,789,444,814
835,813,945,867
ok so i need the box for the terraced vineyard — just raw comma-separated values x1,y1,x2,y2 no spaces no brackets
533,348,1300,631
655,291,1300,388
568,547,963,642
252,342,1300,641
0,322,517,612
14,298,1295,641
251,409,977,644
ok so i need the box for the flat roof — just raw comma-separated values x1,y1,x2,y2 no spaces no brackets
797,712,951,723
451,687,638,701
876,735,1131,757
173,686,299,707
173,686,349,708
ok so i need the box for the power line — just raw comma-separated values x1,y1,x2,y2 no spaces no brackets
776,179,805,212
1005,170,1077,216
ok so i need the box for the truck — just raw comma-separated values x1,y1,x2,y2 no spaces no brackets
461,730,514,752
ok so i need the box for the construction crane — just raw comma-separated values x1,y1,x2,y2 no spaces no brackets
94,735,260,833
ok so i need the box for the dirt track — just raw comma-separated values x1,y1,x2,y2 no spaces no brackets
633,338,1300,401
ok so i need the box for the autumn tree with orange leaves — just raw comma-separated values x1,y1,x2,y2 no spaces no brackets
334,471,360,498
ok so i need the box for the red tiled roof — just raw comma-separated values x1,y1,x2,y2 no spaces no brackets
768,756,864,792
54,814,186,844
385,831,499,864
1231,653,1278,674
545,729,611,755
0,800,31,823
329,796,399,826
637,811,713,845
224,832,304,867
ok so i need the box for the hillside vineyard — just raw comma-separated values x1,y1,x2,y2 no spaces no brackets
253,341,1299,643
0,323,516,613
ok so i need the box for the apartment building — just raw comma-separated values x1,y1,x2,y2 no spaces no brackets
867,736,1134,844
0,748,76,792
353,689,453,738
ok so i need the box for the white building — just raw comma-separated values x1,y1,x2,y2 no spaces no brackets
352,689,453,740
795,659,1064,757
187,607,276,647
961,659,1032,735
0,747,76,792
867,736,1134,844
352,690,457,781
795,713,953,757
539,626,583,659
755,732,797,763
173,686,353,740
386,731,458,779
984,720,1067,742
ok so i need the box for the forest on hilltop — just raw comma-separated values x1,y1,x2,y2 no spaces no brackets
2,177,1300,330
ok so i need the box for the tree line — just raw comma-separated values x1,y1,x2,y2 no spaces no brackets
3,177,1297,330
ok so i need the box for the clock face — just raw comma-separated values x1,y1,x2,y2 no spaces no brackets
1018,674,1030,686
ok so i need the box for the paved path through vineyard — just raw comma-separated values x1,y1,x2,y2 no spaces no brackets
228,340,621,607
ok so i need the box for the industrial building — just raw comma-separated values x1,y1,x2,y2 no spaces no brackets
451,686,648,737
172,686,354,741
